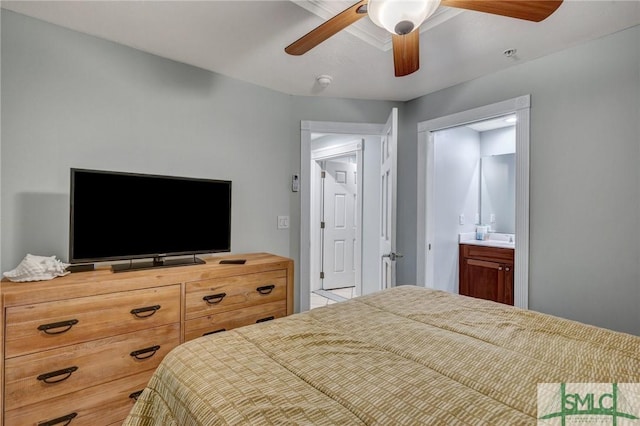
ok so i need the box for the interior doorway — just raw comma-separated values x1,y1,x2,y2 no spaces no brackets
311,140,363,299
429,115,516,295
300,109,399,312
416,96,530,308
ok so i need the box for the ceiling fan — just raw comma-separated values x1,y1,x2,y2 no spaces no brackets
285,0,563,77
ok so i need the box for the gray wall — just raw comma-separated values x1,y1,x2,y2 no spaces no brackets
401,25,640,335
1,9,290,270
0,11,398,314
3,10,638,334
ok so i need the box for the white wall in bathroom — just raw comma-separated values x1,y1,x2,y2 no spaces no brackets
480,126,515,156
433,126,480,294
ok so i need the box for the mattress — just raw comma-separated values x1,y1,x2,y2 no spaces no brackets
124,286,640,425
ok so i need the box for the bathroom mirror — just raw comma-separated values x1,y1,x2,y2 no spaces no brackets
480,153,515,234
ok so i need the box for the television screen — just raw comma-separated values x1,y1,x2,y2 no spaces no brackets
70,169,231,264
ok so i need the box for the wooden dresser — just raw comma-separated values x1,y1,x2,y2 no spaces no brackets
0,252,293,426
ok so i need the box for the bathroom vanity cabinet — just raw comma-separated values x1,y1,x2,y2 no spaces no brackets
459,244,514,305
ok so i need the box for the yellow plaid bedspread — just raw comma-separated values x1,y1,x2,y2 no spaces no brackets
124,286,640,425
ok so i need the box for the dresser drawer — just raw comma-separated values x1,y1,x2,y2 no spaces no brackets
4,370,150,426
185,270,286,320
5,285,180,358
4,323,179,410
185,300,286,341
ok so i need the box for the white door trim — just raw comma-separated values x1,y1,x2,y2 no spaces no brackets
416,95,530,308
312,140,362,160
301,121,384,312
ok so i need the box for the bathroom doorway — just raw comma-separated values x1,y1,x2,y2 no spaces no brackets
429,115,516,295
416,96,530,308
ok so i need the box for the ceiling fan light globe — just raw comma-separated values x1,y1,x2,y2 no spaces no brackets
368,0,441,35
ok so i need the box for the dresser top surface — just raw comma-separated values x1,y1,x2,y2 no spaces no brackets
1,253,292,307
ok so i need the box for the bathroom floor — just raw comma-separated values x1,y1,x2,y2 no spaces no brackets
310,287,356,310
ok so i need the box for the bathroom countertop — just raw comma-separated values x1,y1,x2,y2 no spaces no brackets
459,232,515,249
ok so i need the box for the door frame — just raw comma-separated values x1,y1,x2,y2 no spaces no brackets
300,121,384,312
416,95,530,308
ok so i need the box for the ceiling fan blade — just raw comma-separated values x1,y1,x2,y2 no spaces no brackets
392,31,420,77
441,0,563,22
285,0,368,56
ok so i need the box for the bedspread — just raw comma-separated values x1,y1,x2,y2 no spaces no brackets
124,286,640,425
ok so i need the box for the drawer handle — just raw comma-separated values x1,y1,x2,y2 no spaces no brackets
37,319,79,335
203,293,227,304
37,366,79,384
256,285,275,295
130,305,161,318
256,316,275,323
203,328,226,336
130,345,161,360
129,390,144,401
38,412,77,426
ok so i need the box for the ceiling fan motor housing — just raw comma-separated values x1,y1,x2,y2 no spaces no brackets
368,0,442,35
395,20,414,35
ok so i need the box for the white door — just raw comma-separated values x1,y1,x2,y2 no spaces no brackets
379,108,400,289
322,159,358,290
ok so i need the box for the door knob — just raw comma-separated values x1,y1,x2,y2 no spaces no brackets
383,252,404,261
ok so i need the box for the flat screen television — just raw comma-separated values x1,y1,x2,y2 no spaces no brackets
70,168,231,272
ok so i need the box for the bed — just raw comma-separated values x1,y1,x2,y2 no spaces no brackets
124,286,640,425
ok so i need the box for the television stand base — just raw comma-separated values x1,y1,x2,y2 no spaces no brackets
67,264,95,273
112,256,205,273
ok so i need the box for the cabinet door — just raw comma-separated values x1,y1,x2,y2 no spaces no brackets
461,259,506,304
504,263,514,305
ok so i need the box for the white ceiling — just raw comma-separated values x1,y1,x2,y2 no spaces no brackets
2,1,639,102
465,115,515,132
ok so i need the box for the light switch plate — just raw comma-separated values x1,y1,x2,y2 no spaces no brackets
277,216,289,229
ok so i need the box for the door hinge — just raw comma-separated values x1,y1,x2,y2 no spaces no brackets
320,221,325,229
320,272,325,279
321,171,326,178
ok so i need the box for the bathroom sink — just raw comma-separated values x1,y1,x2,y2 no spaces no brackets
458,233,515,249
